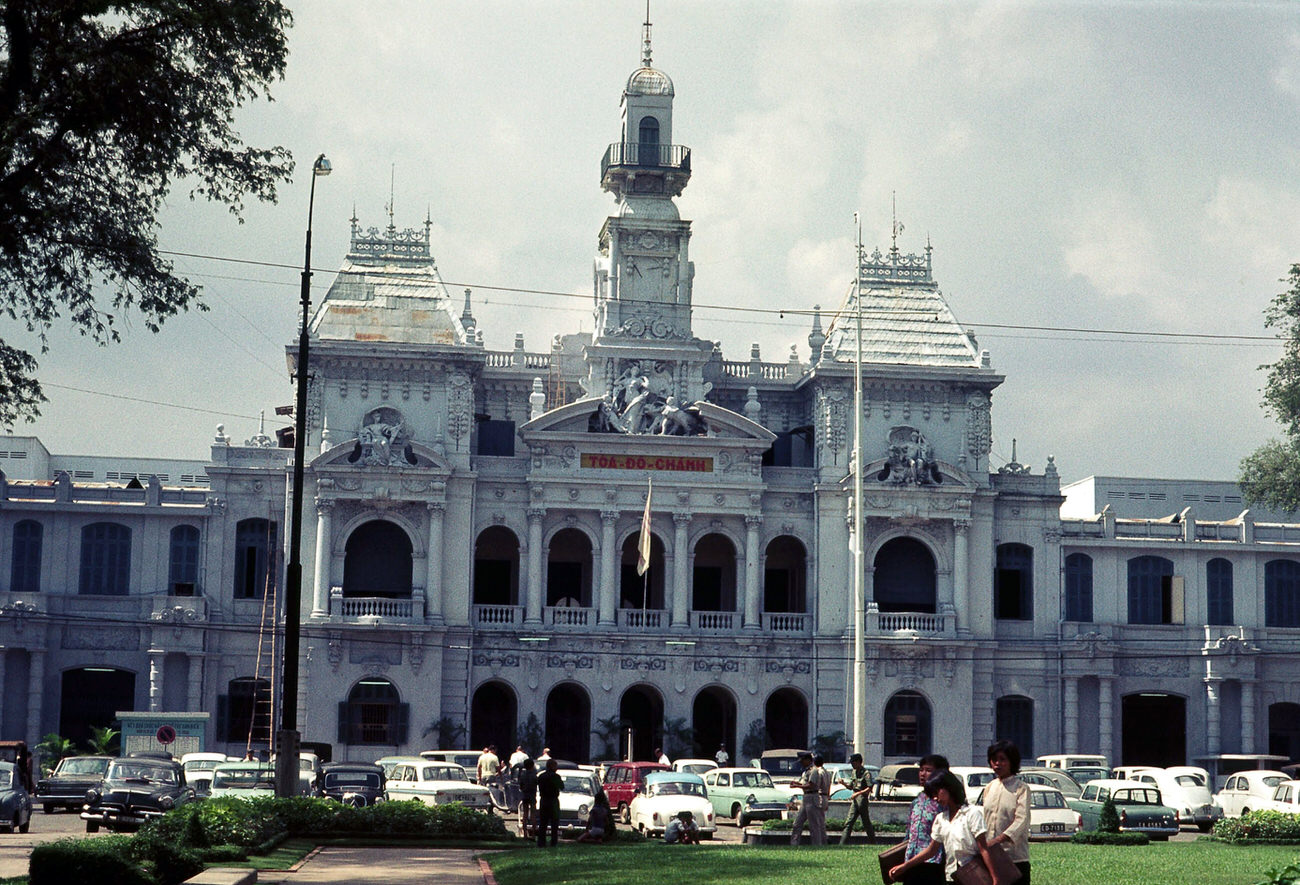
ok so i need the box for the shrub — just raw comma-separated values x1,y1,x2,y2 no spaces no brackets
1070,831,1150,845
1214,809,1300,843
1098,798,1121,833
198,845,249,863
30,837,151,885
1257,862,1300,885
130,831,205,885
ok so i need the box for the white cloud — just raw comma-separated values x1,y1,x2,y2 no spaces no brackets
1060,192,1179,307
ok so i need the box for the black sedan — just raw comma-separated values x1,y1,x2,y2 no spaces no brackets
315,762,386,807
35,755,112,813
81,756,193,832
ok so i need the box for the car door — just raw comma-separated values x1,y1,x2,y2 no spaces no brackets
385,765,414,802
1220,777,1242,816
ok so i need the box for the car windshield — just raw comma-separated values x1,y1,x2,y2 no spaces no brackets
213,769,275,790
1264,776,1286,788
1175,775,1202,788
678,763,713,776
59,757,110,776
651,781,705,798
966,772,995,787
1114,789,1160,805
1031,791,1065,809
0,771,11,789
107,761,175,783
324,772,381,788
889,768,920,785
732,771,774,789
424,766,466,782
561,775,594,795
183,760,221,773
1070,768,1107,783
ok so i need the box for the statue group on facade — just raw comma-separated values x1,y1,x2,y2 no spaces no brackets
589,361,707,436
881,425,940,485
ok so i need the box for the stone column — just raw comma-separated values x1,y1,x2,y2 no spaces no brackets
1205,677,1222,757
743,515,763,628
672,513,692,628
148,650,164,712
26,649,43,743
311,499,334,617
525,508,545,624
1098,677,1114,764
599,511,619,626
187,654,204,712
1064,676,1078,754
0,651,6,725
1242,680,1257,754
426,502,445,624
953,519,970,634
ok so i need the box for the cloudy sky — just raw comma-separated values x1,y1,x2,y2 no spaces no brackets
17,0,1300,484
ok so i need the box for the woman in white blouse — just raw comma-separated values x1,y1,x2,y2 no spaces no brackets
889,771,1006,885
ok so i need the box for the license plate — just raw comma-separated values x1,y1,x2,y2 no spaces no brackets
1040,823,1065,833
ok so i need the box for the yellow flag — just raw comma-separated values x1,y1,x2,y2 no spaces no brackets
636,478,653,576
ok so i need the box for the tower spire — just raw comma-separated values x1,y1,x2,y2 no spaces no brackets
386,164,396,232
642,0,653,67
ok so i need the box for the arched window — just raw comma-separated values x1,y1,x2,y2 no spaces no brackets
218,677,271,744
1127,555,1177,625
763,536,807,613
234,518,277,599
765,688,809,751
637,116,660,165
168,525,200,596
1207,558,1233,626
1266,560,1300,628
884,690,932,757
343,520,413,598
995,695,1034,759
995,543,1033,620
873,538,936,613
11,519,42,594
338,679,408,745
473,526,520,606
692,533,737,612
546,528,593,608
79,522,131,595
1064,553,1092,622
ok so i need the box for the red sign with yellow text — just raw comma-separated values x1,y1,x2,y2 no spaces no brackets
580,453,714,473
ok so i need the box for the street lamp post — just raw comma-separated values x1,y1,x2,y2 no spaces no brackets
276,152,330,798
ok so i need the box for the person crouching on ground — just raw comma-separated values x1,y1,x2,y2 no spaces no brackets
889,771,1005,885
576,789,612,843
664,809,701,844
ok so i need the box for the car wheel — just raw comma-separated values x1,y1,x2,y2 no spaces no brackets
18,814,29,834
85,821,99,833
42,804,54,815
1197,822,1213,833
619,803,629,824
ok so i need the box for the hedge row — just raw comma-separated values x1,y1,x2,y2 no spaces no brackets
1214,810,1300,844
29,797,507,885
1069,831,1150,846
761,817,904,833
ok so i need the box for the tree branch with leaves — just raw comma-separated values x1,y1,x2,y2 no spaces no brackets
1241,265,1300,512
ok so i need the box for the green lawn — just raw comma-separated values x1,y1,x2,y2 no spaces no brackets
484,841,1300,885
211,838,316,871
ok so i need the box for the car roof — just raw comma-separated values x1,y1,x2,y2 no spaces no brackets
760,749,810,757
213,762,274,771
376,755,426,764
1084,779,1150,789
711,767,771,774
611,761,670,770
645,771,705,784
1026,783,1063,793
321,762,384,771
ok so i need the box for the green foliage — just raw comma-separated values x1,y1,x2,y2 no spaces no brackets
1258,862,1300,885
129,831,205,885
197,845,249,863
423,715,467,748
591,715,627,761
741,719,769,762
29,836,151,885
763,817,902,832
1098,798,1121,833
812,731,848,762
1214,809,1300,843
0,0,295,425
1241,265,1300,511
1069,831,1149,845
34,733,75,775
518,712,544,758
85,725,120,756
662,716,695,758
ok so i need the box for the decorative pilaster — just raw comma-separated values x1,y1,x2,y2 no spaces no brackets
1242,680,1257,754
1205,677,1222,757
526,509,545,624
311,499,335,617
1098,676,1114,764
1063,676,1078,754
953,519,970,634
148,650,164,712
26,649,44,743
599,511,619,625
426,503,445,624
743,514,762,628
187,654,204,712
672,513,692,628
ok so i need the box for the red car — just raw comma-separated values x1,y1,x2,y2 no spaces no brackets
602,761,670,823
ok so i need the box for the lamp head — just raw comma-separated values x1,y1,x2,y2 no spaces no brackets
313,154,331,176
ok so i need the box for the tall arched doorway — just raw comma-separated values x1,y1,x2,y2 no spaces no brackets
343,520,413,597
765,688,808,749
619,684,663,762
471,681,517,752
692,534,737,612
1122,693,1185,766
545,684,590,762
874,538,937,613
60,668,135,745
546,528,593,607
1271,702,1300,760
693,686,737,761
764,536,807,613
473,527,520,606
620,532,665,610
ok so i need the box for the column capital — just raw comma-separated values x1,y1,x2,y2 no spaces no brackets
426,501,446,515
745,514,764,529
315,497,336,513
673,512,693,527
953,518,971,533
526,507,546,523
600,509,620,524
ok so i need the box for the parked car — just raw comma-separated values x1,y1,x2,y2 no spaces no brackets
671,758,718,777
874,763,923,800
1067,779,1179,839
0,762,31,833
383,759,492,809
1215,770,1289,817
628,771,715,838
603,761,670,823
35,755,111,813
1019,767,1083,800
315,762,386,807
555,768,605,833
703,767,790,825
208,762,276,799
1038,754,1108,772
81,755,192,833
1127,767,1222,831
1066,766,1109,785
180,752,230,800
418,750,484,778
1266,779,1300,814
1026,784,1082,841
1165,766,1212,788
754,749,808,788
950,766,996,793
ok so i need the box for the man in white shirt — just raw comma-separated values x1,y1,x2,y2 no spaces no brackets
476,745,501,786
656,746,670,765
714,745,729,767
508,745,529,768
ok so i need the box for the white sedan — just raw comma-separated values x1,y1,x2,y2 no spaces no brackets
1027,784,1082,840
384,759,492,809
629,771,716,838
1266,779,1300,813
1215,770,1289,817
555,769,603,832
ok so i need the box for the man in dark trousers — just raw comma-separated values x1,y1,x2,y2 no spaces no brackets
536,758,563,847
517,757,538,838
839,752,877,843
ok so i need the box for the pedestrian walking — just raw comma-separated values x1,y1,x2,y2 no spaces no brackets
839,752,876,843
536,758,563,847
983,739,1031,885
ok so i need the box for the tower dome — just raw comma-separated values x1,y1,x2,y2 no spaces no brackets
625,66,674,97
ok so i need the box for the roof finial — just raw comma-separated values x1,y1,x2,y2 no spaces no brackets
890,191,904,256
642,0,653,68
386,164,396,233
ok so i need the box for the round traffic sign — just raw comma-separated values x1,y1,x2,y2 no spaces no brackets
156,725,177,745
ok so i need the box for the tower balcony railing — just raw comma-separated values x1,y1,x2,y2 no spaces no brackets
329,586,424,621
601,142,691,178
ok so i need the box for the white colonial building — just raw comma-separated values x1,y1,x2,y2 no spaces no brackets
0,27,1298,771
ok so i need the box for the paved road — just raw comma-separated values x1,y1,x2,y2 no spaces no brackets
0,807,106,878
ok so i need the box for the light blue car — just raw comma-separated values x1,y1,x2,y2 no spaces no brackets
702,767,790,826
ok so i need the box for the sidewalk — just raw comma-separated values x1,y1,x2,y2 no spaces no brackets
256,846,496,885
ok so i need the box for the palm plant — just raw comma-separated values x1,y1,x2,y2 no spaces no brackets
85,725,120,756
35,733,76,776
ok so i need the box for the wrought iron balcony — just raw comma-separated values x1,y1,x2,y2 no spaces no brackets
600,142,691,178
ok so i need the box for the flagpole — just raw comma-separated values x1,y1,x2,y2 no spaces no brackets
852,212,867,761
